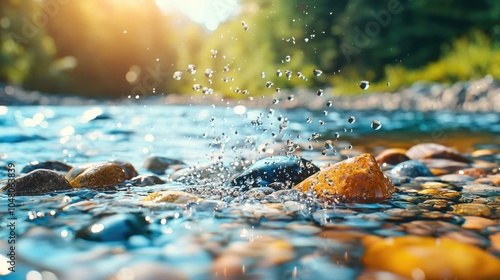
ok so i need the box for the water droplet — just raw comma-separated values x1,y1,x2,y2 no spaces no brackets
359,80,370,90
285,55,291,62
187,64,196,74
324,140,334,150
205,69,214,78
173,71,182,80
242,21,249,31
306,117,312,124
266,81,274,88
323,110,328,115
296,72,304,79
313,69,322,76
276,88,281,93
211,49,218,58
386,82,390,86
334,132,340,138
234,88,241,94
223,65,229,72
371,120,382,130
276,70,282,77
348,116,356,124
319,120,325,125
317,89,323,96
304,38,309,42
285,70,293,79
261,72,266,78
272,98,280,104
326,101,333,107
202,87,213,95
287,95,294,101
192,84,201,91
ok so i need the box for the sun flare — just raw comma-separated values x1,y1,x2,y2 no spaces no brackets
155,0,239,31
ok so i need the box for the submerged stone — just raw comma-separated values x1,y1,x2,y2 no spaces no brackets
407,143,471,163
1,169,72,196
362,236,500,279
390,160,434,177
69,162,126,189
294,153,395,203
230,156,320,190
76,213,149,242
21,160,72,173
143,190,200,204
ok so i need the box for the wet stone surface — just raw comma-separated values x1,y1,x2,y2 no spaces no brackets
0,104,499,279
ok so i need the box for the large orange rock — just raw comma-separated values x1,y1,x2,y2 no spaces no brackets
70,163,126,188
294,153,395,203
362,236,500,279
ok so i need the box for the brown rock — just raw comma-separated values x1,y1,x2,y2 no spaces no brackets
475,174,500,186
457,168,488,178
294,153,395,203
65,163,93,182
471,149,498,158
1,169,72,196
490,232,500,251
69,163,126,188
406,143,470,163
461,216,497,230
375,148,410,165
452,203,492,217
362,236,500,279
109,160,138,180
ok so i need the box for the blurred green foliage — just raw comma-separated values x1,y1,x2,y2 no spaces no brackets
1,0,499,98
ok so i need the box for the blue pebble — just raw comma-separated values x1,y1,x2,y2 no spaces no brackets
390,160,433,177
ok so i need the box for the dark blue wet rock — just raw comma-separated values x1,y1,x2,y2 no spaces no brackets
230,156,320,190
390,160,434,178
1,169,72,196
21,160,72,173
76,213,149,242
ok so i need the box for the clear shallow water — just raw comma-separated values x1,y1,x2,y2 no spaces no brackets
0,103,499,279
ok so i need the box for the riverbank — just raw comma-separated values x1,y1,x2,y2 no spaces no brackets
1,76,499,112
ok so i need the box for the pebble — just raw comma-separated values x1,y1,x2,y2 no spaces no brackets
420,158,470,175
453,203,492,217
109,160,138,179
375,148,410,165
106,262,186,280
390,160,434,177
21,160,72,173
1,169,72,196
461,216,497,230
294,153,395,203
490,232,500,251
475,174,500,186
407,143,471,163
439,174,475,183
457,167,488,177
231,156,320,190
65,163,93,181
362,235,500,279
76,213,149,242
143,155,185,175
142,190,201,204
125,175,165,187
69,162,127,188
462,182,500,195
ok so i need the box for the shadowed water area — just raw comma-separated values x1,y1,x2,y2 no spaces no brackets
0,100,499,279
